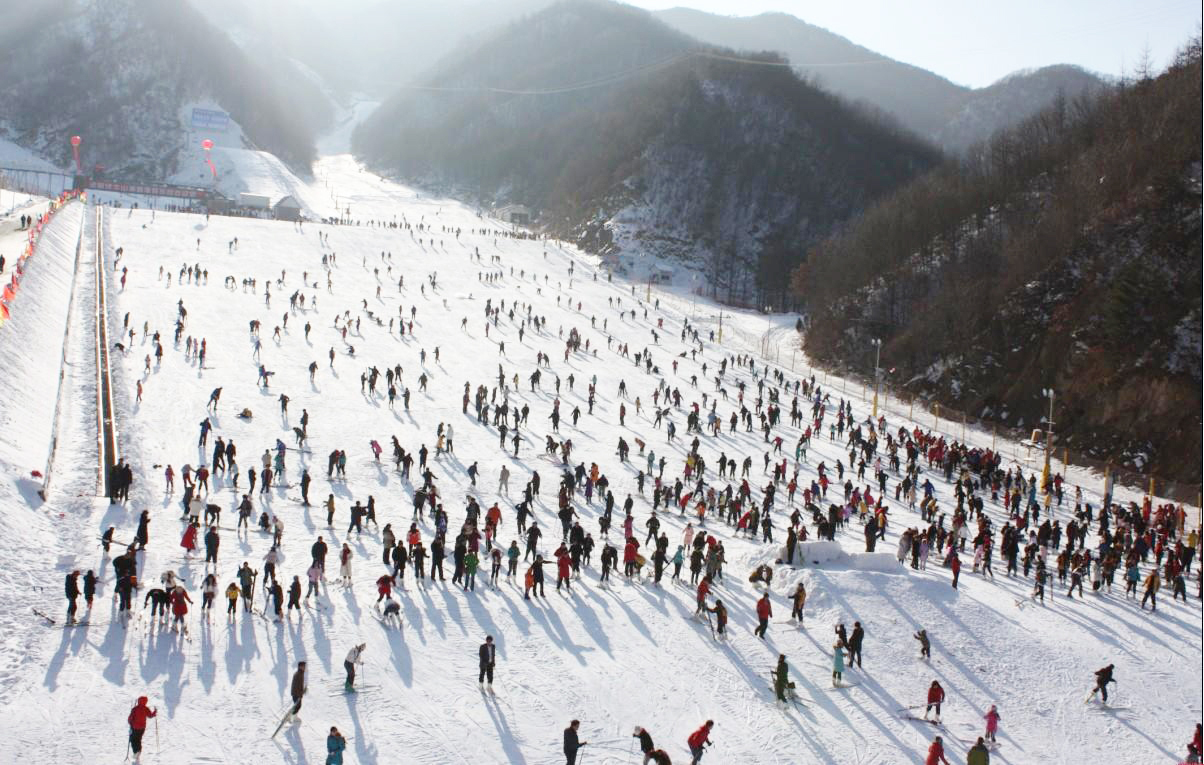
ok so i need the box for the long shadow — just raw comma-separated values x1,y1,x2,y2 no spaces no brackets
483,692,527,764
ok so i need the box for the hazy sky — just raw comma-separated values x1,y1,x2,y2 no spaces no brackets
629,0,1201,87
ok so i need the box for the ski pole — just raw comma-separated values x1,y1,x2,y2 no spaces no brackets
155,714,160,755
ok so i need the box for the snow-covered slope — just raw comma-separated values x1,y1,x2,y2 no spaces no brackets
0,160,1198,765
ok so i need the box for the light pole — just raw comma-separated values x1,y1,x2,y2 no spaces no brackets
1041,388,1055,492
871,338,882,418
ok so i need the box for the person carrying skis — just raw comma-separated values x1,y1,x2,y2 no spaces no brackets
126,696,157,760
326,726,347,765
563,719,588,765
1088,664,1115,703
687,720,714,764
925,680,945,721
925,735,950,765
344,643,366,689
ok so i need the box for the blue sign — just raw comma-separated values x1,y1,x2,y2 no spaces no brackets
190,108,230,132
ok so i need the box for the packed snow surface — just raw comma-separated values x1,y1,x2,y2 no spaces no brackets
0,156,1198,765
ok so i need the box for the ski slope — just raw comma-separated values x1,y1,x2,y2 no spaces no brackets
0,159,1199,765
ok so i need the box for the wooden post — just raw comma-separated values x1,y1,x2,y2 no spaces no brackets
908,397,914,421
961,414,966,443
1148,476,1155,499
934,404,939,432
992,425,997,452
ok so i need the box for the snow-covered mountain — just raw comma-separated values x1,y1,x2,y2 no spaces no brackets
354,0,940,310
0,0,331,179
654,7,1104,154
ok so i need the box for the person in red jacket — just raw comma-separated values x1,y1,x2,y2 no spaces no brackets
687,719,714,764
950,554,961,589
925,680,945,721
754,593,772,639
556,550,573,592
169,586,192,633
376,574,393,603
925,735,950,765
695,575,711,614
180,522,199,555
127,696,158,758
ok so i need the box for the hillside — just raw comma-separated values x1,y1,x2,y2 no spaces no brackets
794,37,1203,483
654,7,1103,154
353,0,939,309
0,0,330,179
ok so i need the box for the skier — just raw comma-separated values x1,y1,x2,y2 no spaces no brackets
832,640,844,686
288,661,307,720
478,635,496,685
772,654,790,702
344,643,366,690
925,680,945,722
126,696,157,761
790,582,806,622
1088,664,1115,704
982,704,1000,744
563,719,588,765
687,720,714,764
632,726,656,764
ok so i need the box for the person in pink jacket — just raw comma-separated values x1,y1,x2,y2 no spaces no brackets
983,704,1000,743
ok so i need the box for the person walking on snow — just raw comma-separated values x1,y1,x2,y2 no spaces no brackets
287,661,307,720
563,719,588,765
832,640,845,686
344,643,366,689
925,736,950,765
326,726,347,765
754,592,772,638
687,720,714,764
126,696,157,761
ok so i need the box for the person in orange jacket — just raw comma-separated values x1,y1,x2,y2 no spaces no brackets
754,593,772,639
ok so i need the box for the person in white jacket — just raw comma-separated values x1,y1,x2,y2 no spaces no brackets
344,643,366,689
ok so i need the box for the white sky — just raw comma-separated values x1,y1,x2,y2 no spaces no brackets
630,0,1202,87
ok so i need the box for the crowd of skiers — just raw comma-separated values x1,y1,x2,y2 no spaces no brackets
87,216,1201,765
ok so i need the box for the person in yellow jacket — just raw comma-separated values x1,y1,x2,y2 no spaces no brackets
225,582,241,618
1141,569,1161,612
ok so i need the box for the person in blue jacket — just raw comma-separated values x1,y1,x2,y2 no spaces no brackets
326,726,347,765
